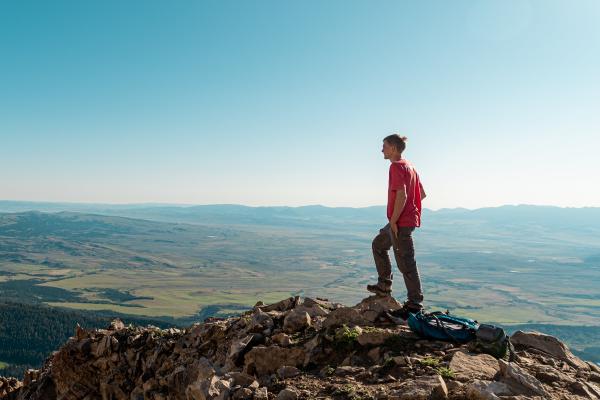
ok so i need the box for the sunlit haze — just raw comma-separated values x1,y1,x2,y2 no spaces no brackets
1,0,599,209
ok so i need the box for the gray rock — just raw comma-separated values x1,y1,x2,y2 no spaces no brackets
232,387,254,400
353,295,402,322
186,375,220,400
247,309,274,333
228,372,256,387
254,387,269,400
271,333,292,347
357,328,399,346
511,331,589,370
449,351,500,382
283,309,311,333
277,366,300,379
498,359,550,398
322,307,369,329
244,346,306,376
277,387,299,400
466,380,513,399
259,297,296,312
391,375,448,400
334,366,365,376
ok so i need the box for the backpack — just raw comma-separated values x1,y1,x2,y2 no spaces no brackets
470,324,514,359
407,311,478,343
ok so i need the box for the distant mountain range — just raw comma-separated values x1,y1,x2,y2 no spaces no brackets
1,201,599,230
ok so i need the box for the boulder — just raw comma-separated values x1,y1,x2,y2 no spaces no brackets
247,309,274,333
277,366,300,379
498,359,550,398
244,346,305,376
334,366,365,376
277,387,299,400
466,380,513,399
322,307,369,329
353,295,403,322
390,375,448,400
254,387,269,400
186,375,220,400
511,331,589,370
259,297,296,312
357,328,399,346
271,333,292,347
283,309,311,333
448,351,500,382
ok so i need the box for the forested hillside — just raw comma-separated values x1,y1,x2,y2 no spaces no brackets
0,302,177,378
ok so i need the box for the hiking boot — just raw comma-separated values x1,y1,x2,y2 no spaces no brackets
389,302,423,320
366,283,391,297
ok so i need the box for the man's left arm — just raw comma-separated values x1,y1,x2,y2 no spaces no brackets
390,185,407,237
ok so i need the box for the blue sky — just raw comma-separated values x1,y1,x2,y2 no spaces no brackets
1,0,598,209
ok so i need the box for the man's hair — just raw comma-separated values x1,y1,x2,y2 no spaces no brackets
383,134,407,154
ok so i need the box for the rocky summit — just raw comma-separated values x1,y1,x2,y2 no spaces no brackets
2,296,600,400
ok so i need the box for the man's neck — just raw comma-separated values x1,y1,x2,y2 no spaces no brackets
390,154,403,162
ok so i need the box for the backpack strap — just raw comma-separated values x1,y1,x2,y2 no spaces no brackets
429,312,461,344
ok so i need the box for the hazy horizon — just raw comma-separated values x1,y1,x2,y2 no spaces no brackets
1,198,600,212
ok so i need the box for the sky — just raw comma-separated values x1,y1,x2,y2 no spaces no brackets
1,0,599,210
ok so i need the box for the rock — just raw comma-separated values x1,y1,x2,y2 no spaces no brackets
466,380,513,399
295,304,329,318
254,387,269,400
283,309,311,333
277,387,299,400
259,297,296,312
271,333,292,347
353,295,403,322
392,355,411,367
391,375,448,400
511,331,589,370
368,347,382,363
334,366,365,376
587,361,600,374
570,380,600,399
302,334,322,366
449,351,500,382
193,357,216,381
277,366,300,379
247,309,274,333
590,372,600,383
244,346,305,376
498,359,550,398
534,365,575,385
322,307,369,329
227,334,263,367
108,318,125,331
186,375,220,400
357,328,399,346
232,387,254,400
228,372,256,387
446,380,463,392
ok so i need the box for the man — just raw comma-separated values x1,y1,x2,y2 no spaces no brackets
367,134,426,317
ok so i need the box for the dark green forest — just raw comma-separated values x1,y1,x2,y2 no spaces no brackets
0,302,179,378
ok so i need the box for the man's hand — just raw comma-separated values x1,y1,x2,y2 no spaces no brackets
390,221,399,238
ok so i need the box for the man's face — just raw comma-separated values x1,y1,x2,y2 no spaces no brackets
381,140,396,159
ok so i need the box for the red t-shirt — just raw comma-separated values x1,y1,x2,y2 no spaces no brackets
387,159,423,227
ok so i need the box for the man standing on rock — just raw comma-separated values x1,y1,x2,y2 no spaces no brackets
367,134,426,317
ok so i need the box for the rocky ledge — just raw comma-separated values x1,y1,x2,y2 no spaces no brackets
2,296,600,400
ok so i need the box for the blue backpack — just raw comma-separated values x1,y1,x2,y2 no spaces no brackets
408,311,478,343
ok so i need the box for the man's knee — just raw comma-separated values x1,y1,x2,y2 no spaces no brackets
372,233,390,251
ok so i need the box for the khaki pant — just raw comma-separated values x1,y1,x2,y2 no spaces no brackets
372,223,423,306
